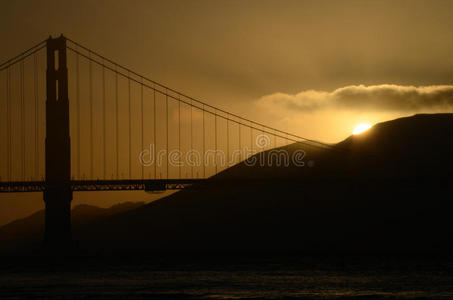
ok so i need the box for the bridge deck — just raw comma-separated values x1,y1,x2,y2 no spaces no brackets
0,179,206,193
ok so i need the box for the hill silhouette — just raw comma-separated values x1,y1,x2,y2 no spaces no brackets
2,114,453,255
216,113,453,181
65,113,453,254
0,202,144,253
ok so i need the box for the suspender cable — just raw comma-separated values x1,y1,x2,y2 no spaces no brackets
115,65,119,179
226,113,229,167
153,86,156,180
261,126,264,151
20,60,25,180
89,53,94,179
250,126,253,153
140,76,144,179
274,130,277,149
190,99,193,178
34,53,39,179
128,71,131,179
238,120,241,163
250,123,253,157
166,89,169,179
178,96,181,179
214,108,217,174
202,104,205,179
102,58,106,179
76,49,81,179
6,68,11,180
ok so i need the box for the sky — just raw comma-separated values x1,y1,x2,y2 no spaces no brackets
2,0,453,141
1,0,453,224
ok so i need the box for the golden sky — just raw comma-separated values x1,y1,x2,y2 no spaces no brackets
2,0,453,143
2,0,453,224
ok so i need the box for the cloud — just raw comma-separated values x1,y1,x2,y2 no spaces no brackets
257,84,453,112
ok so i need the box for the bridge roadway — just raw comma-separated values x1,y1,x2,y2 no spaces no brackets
1,177,445,193
0,179,205,193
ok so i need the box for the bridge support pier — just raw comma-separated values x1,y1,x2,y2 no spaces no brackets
44,35,73,251
44,186,72,249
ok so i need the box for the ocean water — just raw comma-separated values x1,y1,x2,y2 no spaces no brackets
1,256,453,299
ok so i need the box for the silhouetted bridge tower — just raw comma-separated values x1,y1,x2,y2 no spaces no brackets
0,35,333,249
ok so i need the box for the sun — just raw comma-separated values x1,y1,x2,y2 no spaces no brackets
353,123,371,135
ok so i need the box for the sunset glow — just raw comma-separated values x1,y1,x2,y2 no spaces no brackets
353,123,371,135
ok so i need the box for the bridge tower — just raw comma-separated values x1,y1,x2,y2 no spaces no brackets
44,35,72,250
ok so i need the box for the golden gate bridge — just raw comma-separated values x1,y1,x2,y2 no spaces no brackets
0,35,337,248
